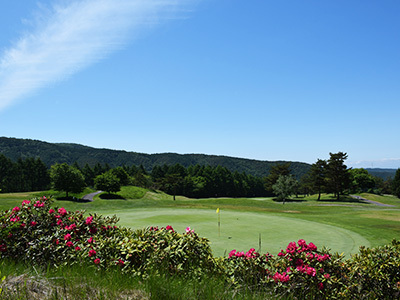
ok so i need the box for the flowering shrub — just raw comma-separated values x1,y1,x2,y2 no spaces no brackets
0,197,119,266
266,239,347,299
1,198,400,299
223,239,347,299
0,198,216,278
224,248,272,288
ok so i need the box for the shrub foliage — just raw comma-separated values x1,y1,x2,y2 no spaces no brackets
0,197,399,299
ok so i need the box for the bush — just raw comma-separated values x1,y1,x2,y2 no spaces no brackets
223,240,347,299
0,198,216,279
1,198,400,299
343,239,400,299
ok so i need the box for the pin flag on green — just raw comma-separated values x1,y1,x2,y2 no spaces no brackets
216,208,220,237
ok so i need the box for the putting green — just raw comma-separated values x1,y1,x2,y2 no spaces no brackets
108,208,370,257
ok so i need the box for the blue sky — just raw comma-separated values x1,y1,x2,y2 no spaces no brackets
1,0,399,168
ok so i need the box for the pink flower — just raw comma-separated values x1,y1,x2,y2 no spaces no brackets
12,206,20,212
20,223,26,228
235,251,245,257
324,273,331,279
165,225,174,232
94,258,100,265
22,200,31,206
316,254,331,262
58,207,67,217
306,266,316,277
298,239,306,247
49,209,55,214
286,242,297,254
75,246,81,251
30,221,37,227
297,265,306,273
88,249,96,257
89,227,97,234
65,223,76,231
56,239,60,245
295,259,304,267
66,241,73,247
273,272,290,283
64,234,72,241
10,216,20,222
318,282,324,290
308,242,317,251
305,252,314,260
116,259,125,266
245,248,257,259
0,244,7,252
228,249,236,258
278,251,285,257
85,216,93,225
87,237,94,243
34,201,45,208
57,219,63,226
185,226,194,234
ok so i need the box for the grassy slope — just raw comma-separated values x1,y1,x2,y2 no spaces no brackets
0,188,399,257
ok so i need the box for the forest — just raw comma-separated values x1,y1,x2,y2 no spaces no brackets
1,151,398,199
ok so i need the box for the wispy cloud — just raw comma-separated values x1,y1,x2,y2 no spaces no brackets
0,0,196,111
348,158,400,169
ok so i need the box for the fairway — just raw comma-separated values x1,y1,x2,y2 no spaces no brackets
108,208,370,257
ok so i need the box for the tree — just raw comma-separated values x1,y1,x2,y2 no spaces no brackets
82,163,95,186
162,174,183,200
309,159,327,200
349,168,375,193
392,168,400,198
94,172,121,194
110,167,131,186
272,175,298,204
264,163,291,195
50,163,86,198
326,152,350,200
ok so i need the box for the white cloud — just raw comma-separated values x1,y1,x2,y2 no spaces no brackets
348,158,400,169
0,0,196,111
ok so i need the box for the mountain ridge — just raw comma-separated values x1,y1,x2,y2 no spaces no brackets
0,136,311,178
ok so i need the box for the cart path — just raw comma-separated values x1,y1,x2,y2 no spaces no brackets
350,195,395,207
82,191,102,201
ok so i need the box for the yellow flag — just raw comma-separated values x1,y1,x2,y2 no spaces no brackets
216,208,220,214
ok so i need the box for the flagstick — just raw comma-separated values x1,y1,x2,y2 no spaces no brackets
218,211,220,237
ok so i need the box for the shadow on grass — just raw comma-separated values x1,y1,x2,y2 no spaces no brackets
55,196,92,203
273,198,307,203
99,193,126,200
317,196,366,204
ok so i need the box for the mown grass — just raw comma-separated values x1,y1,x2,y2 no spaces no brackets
0,188,399,254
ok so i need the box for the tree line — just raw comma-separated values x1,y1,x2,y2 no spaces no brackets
1,152,399,200
0,154,50,192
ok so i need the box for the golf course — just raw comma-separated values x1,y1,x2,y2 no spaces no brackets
1,186,398,257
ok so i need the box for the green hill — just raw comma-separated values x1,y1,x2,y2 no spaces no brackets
0,136,311,177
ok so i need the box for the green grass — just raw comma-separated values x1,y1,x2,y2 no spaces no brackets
0,259,276,300
109,207,369,256
1,189,399,257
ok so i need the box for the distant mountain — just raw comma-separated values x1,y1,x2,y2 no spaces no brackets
365,168,397,180
0,137,311,178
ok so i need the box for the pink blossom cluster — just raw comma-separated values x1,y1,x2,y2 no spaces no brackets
274,239,332,290
185,226,194,234
273,271,290,283
0,199,127,268
228,248,259,259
